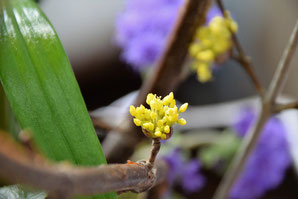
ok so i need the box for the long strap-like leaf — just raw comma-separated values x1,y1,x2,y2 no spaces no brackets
0,0,116,198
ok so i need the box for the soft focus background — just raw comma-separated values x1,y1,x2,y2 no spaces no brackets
39,0,298,109
38,0,298,198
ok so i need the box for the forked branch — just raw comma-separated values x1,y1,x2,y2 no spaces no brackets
213,19,298,199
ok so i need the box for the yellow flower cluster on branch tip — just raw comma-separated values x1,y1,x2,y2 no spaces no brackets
130,92,188,140
189,10,238,83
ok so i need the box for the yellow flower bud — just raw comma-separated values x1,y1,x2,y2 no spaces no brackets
169,99,176,108
164,125,170,134
143,122,154,131
146,93,155,105
168,92,174,101
196,50,215,62
161,134,167,140
189,10,238,83
157,120,164,127
130,105,136,116
130,92,188,139
197,64,212,82
179,103,188,113
133,119,142,126
178,118,187,125
155,131,162,137
189,43,201,56
150,112,157,120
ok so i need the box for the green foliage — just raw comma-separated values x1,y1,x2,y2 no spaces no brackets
0,0,116,198
199,130,241,173
0,85,20,138
0,185,46,199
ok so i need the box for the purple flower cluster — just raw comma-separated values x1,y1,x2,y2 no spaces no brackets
231,108,291,199
115,0,183,70
163,148,205,193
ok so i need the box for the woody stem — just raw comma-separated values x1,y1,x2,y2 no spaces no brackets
148,138,161,170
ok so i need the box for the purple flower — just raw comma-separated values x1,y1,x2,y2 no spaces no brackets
163,148,205,193
163,148,184,185
115,1,222,70
231,108,291,199
181,160,206,192
121,32,165,69
234,107,256,137
115,0,183,70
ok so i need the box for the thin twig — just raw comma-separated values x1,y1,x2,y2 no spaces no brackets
103,0,212,163
216,0,264,98
213,19,298,199
147,138,161,170
274,101,298,113
0,132,168,197
266,20,298,102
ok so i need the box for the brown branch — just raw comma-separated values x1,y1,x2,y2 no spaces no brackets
90,115,114,132
147,138,161,170
0,132,168,198
216,0,264,98
213,19,298,199
103,0,213,163
274,101,298,113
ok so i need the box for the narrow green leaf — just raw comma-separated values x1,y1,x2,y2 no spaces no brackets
0,0,116,198
0,85,20,138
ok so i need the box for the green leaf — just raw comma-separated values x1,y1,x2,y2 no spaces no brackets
0,0,116,198
0,185,46,199
0,85,20,138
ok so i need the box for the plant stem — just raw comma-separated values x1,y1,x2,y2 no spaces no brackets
0,131,168,196
216,0,264,98
274,101,298,113
148,139,161,170
213,19,298,199
266,20,298,102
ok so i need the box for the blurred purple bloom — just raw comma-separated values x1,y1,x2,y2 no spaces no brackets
163,148,184,184
115,0,183,69
231,108,291,199
234,107,256,137
181,160,206,192
163,148,205,193
121,32,165,68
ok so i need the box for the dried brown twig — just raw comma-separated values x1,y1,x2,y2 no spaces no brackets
213,19,298,199
216,0,264,98
0,131,168,198
102,0,213,163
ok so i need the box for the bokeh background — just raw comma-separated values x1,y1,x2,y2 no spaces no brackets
38,0,298,109
36,0,298,198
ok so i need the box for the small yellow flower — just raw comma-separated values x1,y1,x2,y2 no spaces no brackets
130,92,188,140
189,10,238,82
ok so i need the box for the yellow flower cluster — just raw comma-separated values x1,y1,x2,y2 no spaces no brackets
189,11,238,82
130,92,188,140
